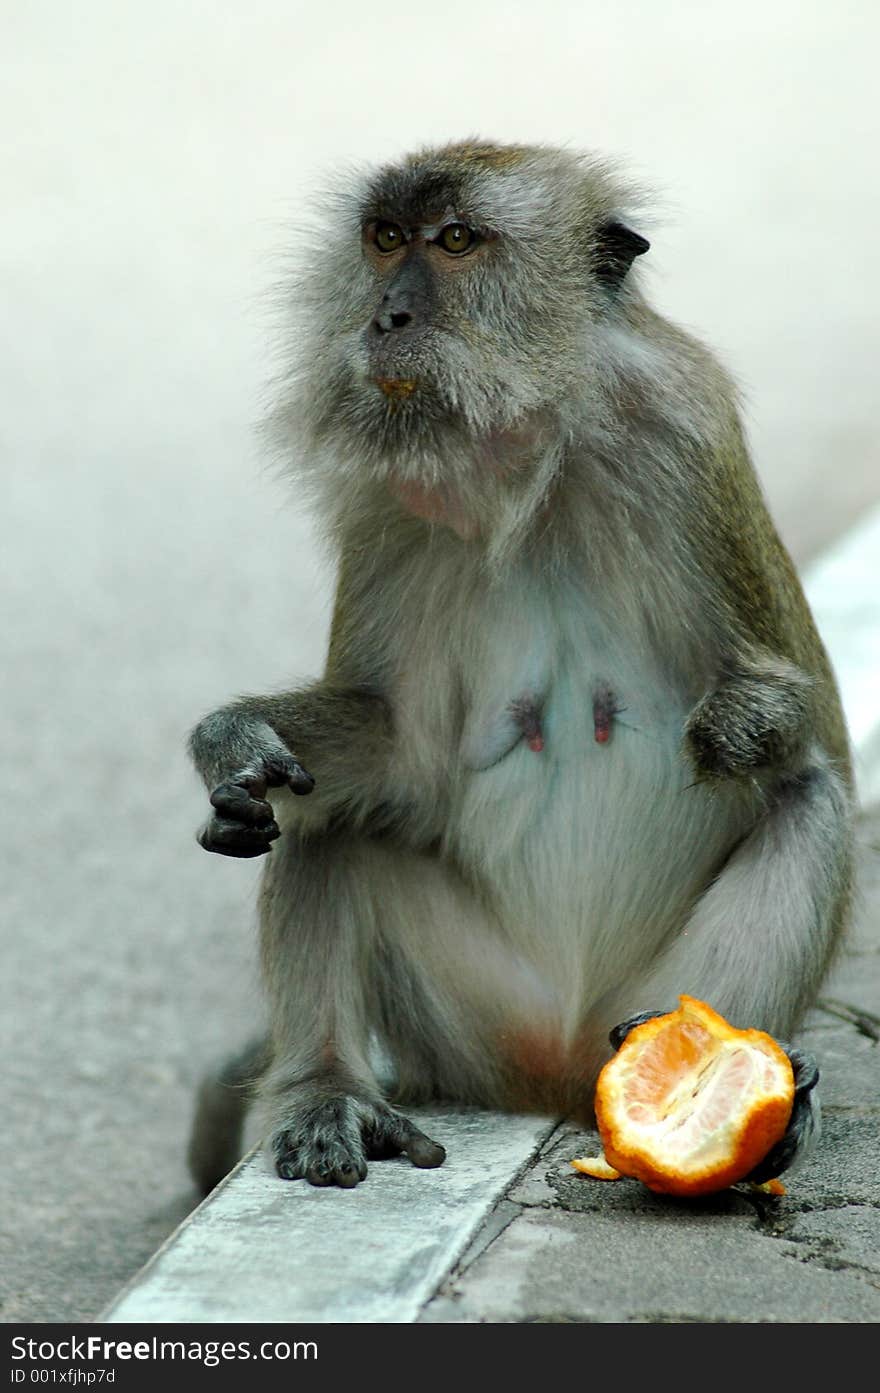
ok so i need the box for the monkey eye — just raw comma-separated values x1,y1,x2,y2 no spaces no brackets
373,221,405,254
437,222,476,255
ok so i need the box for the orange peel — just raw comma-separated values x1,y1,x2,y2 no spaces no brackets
570,1156,621,1182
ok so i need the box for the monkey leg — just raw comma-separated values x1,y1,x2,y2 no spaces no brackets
598,756,850,1176
612,755,851,1035
257,829,448,1186
367,853,529,1110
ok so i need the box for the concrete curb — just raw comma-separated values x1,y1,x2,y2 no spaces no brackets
102,503,880,1324
103,1113,557,1323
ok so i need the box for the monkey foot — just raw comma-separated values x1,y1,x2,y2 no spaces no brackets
270,1096,445,1188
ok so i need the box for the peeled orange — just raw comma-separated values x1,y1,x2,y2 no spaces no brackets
574,996,795,1196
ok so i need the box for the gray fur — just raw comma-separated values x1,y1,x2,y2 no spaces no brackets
187,140,854,1190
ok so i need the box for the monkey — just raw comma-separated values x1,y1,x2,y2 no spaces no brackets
187,140,853,1193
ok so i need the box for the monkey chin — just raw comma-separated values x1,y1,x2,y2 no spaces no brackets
374,377,419,405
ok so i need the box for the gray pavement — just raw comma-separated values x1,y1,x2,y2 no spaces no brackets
3,2,880,1325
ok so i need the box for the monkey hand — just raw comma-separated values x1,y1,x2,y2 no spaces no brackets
198,751,315,858
743,1044,819,1184
684,665,811,781
609,1014,820,1185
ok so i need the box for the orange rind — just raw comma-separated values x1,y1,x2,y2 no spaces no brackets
572,996,795,1197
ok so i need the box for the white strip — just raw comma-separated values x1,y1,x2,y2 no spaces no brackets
103,1111,555,1323
103,505,880,1325
803,501,880,806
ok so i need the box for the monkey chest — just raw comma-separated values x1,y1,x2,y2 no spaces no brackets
455,585,677,773
388,569,734,925
393,574,684,791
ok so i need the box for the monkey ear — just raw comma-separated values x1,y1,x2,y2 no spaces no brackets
594,220,651,289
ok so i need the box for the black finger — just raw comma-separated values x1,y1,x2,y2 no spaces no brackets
237,771,269,800
197,817,280,858
277,1158,301,1181
744,1096,811,1184
288,765,316,795
334,1164,365,1188
395,1119,446,1169
263,753,315,795
609,1010,667,1052
210,817,280,847
305,1165,334,1187
210,783,276,826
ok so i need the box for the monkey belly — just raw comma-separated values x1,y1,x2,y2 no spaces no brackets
448,663,752,1039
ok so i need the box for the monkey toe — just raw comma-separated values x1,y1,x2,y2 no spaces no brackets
197,815,280,858
303,1165,334,1187
366,1110,446,1169
333,1164,365,1188
403,1131,446,1168
277,1147,368,1188
270,1099,444,1184
272,1108,370,1187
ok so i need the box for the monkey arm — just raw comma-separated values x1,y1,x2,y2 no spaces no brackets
683,414,851,789
189,683,393,856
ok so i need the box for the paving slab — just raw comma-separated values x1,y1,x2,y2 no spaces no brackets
421,1204,880,1324
783,1207,880,1279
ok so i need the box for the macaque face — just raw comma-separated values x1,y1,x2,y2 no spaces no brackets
359,211,494,399
298,147,611,473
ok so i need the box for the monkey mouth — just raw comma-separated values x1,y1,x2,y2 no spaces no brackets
374,377,419,403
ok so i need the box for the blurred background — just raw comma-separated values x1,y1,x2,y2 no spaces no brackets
2,0,878,1321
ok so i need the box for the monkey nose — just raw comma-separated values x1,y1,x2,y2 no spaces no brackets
372,307,413,335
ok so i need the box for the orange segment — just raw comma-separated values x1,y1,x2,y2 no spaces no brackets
571,1155,621,1181
594,996,795,1196
752,1178,787,1197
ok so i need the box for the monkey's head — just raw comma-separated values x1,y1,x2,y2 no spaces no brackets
275,141,650,541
